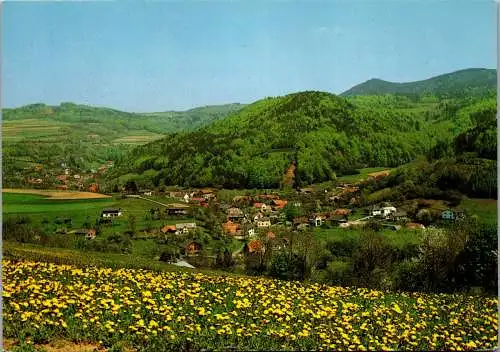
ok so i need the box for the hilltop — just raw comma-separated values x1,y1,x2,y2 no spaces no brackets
341,68,496,98
110,89,490,189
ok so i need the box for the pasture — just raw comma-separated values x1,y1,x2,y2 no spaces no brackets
2,119,68,142
3,188,112,200
460,198,497,225
111,131,164,145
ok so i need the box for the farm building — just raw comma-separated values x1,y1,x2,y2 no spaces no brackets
74,228,96,239
244,240,265,255
256,218,271,228
442,209,465,221
272,199,288,210
254,203,270,212
165,204,189,216
175,223,197,234
227,207,244,220
185,241,202,255
223,221,241,235
101,208,122,217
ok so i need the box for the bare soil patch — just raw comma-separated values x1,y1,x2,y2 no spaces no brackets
4,338,134,352
3,188,112,200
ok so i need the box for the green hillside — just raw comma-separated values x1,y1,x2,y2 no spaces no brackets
341,68,496,98
2,102,243,187
110,90,489,189
363,99,497,204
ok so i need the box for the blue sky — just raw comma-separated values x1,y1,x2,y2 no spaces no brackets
2,1,496,112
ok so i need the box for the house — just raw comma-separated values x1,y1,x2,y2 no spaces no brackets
391,210,408,221
272,199,288,210
74,228,96,239
185,241,202,255
371,206,382,217
309,214,327,227
175,223,197,234
382,207,397,218
266,231,276,240
88,183,99,193
254,203,270,212
143,190,153,196
256,218,271,228
244,240,265,255
165,204,189,216
224,221,240,235
247,228,256,237
253,212,265,222
73,174,81,179
190,197,205,204
372,206,397,218
442,209,465,221
406,222,425,230
227,207,244,220
101,208,122,218
161,225,177,234
183,194,190,203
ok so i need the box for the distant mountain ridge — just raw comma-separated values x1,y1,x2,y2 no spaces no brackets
341,68,497,97
3,102,245,134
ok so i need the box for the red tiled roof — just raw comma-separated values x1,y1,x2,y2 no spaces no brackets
247,240,264,253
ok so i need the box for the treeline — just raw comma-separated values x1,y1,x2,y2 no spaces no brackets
362,98,497,202
224,220,497,295
111,91,486,189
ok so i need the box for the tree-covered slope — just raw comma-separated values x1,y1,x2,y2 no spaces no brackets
110,91,485,189
363,98,497,202
341,68,496,98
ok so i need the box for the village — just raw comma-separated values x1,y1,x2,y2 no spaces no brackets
69,178,470,265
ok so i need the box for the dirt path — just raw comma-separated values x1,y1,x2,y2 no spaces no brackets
3,188,112,200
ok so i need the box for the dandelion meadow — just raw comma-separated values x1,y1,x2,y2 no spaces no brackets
3,260,498,351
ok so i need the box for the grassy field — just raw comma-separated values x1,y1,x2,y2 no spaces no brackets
2,192,196,234
111,131,165,145
3,188,112,199
313,227,424,248
2,119,69,142
460,198,497,225
336,167,394,183
3,255,497,351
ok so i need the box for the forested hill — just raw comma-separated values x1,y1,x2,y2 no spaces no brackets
341,68,496,98
110,90,491,189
